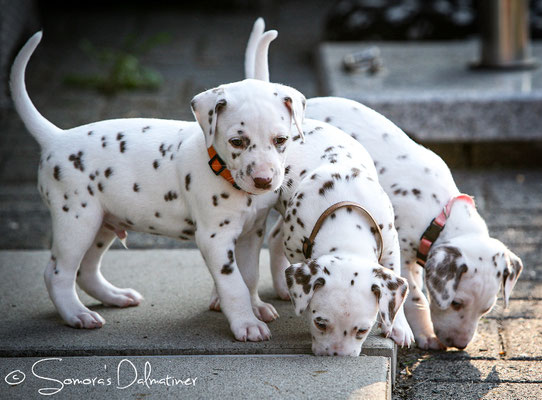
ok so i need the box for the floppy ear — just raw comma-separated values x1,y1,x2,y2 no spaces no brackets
372,267,409,333
424,245,469,309
274,84,306,142
502,250,523,308
191,87,227,148
285,260,326,315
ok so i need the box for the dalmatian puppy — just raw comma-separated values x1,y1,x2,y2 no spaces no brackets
247,20,523,350
270,120,414,355
11,32,307,342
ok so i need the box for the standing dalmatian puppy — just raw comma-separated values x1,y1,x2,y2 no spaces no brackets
247,19,523,350
11,32,306,342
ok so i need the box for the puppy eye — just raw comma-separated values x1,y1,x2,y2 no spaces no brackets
356,328,368,340
451,300,464,311
229,137,245,149
273,136,288,146
314,320,327,332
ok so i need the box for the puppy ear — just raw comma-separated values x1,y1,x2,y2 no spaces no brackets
424,245,469,309
274,84,306,142
191,87,227,148
502,250,523,308
285,260,325,316
372,267,409,333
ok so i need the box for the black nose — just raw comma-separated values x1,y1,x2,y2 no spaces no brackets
253,177,272,189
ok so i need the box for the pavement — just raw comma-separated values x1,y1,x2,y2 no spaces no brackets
0,250,392,399
1,2,542,399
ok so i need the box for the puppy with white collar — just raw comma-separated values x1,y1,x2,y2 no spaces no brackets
248,20,523,350
11,32,306,342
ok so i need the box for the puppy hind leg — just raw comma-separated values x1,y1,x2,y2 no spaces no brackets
77,226,143,308
45,208,105,329
268,218,290,300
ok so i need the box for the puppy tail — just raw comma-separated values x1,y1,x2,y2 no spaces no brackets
254,30,277,82
10,31,62,147
245,18,265,79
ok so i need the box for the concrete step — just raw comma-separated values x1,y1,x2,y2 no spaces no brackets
0,249,396,399
318,41,542,144
0,355,390,399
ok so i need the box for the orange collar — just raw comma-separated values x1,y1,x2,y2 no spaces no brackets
207,146,241,190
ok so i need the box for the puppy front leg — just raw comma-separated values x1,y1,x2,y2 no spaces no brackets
402,257,445,350
379,231,414,346
235,221,279,323
196,229,271,342
268,217,291,300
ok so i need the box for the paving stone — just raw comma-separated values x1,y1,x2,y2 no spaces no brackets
491,300,542,320
409,382,542,400
412,360,542,383
511,281,542,300
502,319,542,359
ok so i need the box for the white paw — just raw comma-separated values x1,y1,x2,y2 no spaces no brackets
252,300,279,322
102,288,143,308
66,308,105,329
389,323,415,347
416,333,446,350
231,318,271,342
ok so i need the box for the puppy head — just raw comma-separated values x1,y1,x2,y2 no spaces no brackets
425,236,522,349
285,256,408,356
191,79,305,194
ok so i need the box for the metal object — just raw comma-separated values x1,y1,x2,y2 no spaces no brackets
343,46,383,74
474,0,537,70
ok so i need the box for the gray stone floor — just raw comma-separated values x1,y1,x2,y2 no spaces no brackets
1,3,542,399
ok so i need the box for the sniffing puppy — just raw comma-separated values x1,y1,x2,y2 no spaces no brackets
11,31,306,342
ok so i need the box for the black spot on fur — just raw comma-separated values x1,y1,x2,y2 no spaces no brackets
104,167,113,178
164,191,178,201
62,205,69,212
53,165,61,181
87,185,94,196
319,180,334,195
133,183,140,192
185,174,191,191
212,195,219,206
97,182,104,192
153,160,160,169
119,141,127,153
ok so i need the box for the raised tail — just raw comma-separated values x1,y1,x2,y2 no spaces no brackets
10,31,62,147
245,18,277,82
245,18,265,79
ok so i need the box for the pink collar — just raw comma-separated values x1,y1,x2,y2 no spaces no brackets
416,194,475,267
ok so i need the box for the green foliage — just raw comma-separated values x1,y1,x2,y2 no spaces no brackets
64,32,170,95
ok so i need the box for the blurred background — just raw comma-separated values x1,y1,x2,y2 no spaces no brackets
0,0,541,256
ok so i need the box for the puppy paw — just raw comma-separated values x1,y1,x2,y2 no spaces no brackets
252,299,279,322
67,309,105,329
416,333,446,350
389,324,415,347
231,318,271,342
102,288,143,308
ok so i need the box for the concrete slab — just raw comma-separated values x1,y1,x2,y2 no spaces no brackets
0,250,394,363
0,355,390,400
318,41,542,142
